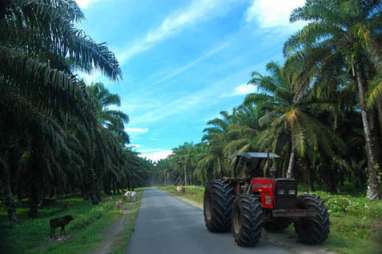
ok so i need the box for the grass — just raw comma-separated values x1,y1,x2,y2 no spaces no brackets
158,185,382,254
159,185,204,204
0,191,144,254
109,190,143,254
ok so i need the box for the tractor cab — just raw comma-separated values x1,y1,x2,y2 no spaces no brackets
233,152,280,178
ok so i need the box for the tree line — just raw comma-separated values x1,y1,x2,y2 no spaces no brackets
0,0,154,223
153,0,382,200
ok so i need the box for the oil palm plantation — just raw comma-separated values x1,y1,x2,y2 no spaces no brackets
0,0,155,221
284,0,381,199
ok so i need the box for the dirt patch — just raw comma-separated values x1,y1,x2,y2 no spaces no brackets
93,209,129,254
263,230,335,254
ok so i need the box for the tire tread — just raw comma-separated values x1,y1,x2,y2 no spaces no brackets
233,195,263,247
294,194,330,244
204,179,234,232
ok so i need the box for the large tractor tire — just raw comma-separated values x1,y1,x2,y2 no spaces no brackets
232,195,263,247
294,194,330,244
203,179,234,232
264,219,291,232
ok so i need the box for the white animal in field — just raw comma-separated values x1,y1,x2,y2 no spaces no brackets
176,185,184,192
124,191,131,200
130,191,137,202
124,190,137,202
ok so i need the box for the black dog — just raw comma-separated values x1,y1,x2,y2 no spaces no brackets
49,215,74,238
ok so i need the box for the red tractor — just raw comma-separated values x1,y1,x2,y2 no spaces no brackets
203,152,329,247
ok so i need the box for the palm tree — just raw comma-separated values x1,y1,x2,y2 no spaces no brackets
284,0,381,199
86,82,129,199
245,61,342,179
223,104,260,156
0,0,122,219
87,82,129,144
202,111,232,177
171,143,198,185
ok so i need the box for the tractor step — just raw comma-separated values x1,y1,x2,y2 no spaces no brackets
272,208,317,218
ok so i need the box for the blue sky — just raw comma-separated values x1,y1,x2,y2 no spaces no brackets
75,0,305,161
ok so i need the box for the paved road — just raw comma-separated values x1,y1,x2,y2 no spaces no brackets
126,188,293,254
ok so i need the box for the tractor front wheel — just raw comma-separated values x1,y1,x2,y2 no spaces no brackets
203,179,234,232
232,195,263,247
294,194,330,244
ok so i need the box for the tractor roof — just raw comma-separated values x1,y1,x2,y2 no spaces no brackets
236,152,280,159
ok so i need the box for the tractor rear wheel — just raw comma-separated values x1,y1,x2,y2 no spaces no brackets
294,194,330,244
203,179,234,232
232,195,263,247
264,219,291,232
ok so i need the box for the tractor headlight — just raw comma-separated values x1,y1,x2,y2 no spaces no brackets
288,189,296,195
277,189,285,195
264,194,272,205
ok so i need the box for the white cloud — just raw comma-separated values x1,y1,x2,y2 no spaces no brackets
77,70,102,84
139,150,173,162
245,0,305,28
117,0,232,63
75,0,103,9
233,83,256,96
220,83,257,98
125,127,149,134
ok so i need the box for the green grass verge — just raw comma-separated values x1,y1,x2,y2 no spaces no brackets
158,185,382,254
159,185,204,205
0,191,144,254
109,190,143,254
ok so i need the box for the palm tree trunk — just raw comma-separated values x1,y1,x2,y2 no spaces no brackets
355,63,381,200
377,101,382,132
0,161,18,223
28,185,39,218
183,163,187,186
4,183,18,223
287,138,295,179
89,168,99,204
375,101,382,162
217,157,222,177
28,142,42,218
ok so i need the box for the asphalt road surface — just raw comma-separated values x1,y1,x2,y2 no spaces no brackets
126,188,310,254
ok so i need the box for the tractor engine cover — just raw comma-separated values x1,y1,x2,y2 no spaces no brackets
250,178,275,208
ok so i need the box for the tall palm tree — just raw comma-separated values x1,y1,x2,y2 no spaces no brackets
202,111,232,177
284,0,381,199
0,0,122,219
245,61,342,178
86,82,129,198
